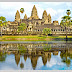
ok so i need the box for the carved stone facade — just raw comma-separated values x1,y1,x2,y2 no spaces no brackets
24,14,27,19
48,14,51,24
53,21,59,25
15,10,20,22
29,5,39,20
42,10,48,24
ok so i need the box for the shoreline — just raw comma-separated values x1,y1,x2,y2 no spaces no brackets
0,35,72,41
0,41,72,44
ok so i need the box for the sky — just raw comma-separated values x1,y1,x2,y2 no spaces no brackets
0,2,72,23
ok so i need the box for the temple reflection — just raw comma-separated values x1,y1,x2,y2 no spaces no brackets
24,54,27,62
0,42,72,69
15,52,20,66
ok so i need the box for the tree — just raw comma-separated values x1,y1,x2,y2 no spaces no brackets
18,23,26,35
60,9,72,41
0,16,7,37
20,8,24,23
42,28,51,36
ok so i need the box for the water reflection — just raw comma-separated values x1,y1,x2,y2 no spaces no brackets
60,50,71,67
0,41,72,70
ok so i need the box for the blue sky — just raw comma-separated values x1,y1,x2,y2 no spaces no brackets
0,2,72,23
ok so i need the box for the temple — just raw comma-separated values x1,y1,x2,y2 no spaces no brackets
1,5,72,35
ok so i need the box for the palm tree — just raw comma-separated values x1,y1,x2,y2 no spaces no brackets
0,16,7,37
66,10,71,16
60,9,72,41
20,8,24,23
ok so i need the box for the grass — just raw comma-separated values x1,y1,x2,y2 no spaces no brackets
0,35,72,38
0,35,46,38
0,35,72,41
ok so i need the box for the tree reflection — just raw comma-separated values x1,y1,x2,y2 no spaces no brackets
43,44,51,51
20,56,24,69
0,51,6,62
62,58,70,67
18,44,27,54
20,62,24,69
60,50,71,67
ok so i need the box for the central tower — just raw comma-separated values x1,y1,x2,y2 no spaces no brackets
29,5,39,19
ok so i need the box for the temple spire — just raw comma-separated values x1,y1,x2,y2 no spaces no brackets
42,10,48,24
29,5,39,19
15,10,20,22
24,14,27,19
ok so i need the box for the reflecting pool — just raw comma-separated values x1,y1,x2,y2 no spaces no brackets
0,41,72,70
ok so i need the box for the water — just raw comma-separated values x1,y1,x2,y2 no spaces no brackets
0,41,72,70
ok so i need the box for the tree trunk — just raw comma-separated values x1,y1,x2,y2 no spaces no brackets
1,27,2,37
66,27,68,41
47,34,48,37
21,31,23,35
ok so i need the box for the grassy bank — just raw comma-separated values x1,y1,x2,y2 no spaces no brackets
0,35,72,41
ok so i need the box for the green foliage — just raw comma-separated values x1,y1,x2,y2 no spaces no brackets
60,16,72,27
0,16,7,37
20,62,24,69
60,50,71,67
0,52,6,62
60,9,72,39
20,8,24,13
66,9,71,16
43,28,51,36
0,16,7,27
62,58,71,67
18,44,27,54
60,9,72,28
27,31,32,35
18,23,26,32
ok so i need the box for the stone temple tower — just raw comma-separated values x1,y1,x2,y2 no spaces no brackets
48,14,51,24
42,10,48,24
15,10,20,22
24,14,27,19
29,5,39,19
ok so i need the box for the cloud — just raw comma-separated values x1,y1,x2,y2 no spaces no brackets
44,2,65,6
57,15,64,23
55,9,65,23
35,5,44,19
46,8,65,23
46,8,57,17
66,2,72,7
0,2,36,21
46,52,64,68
